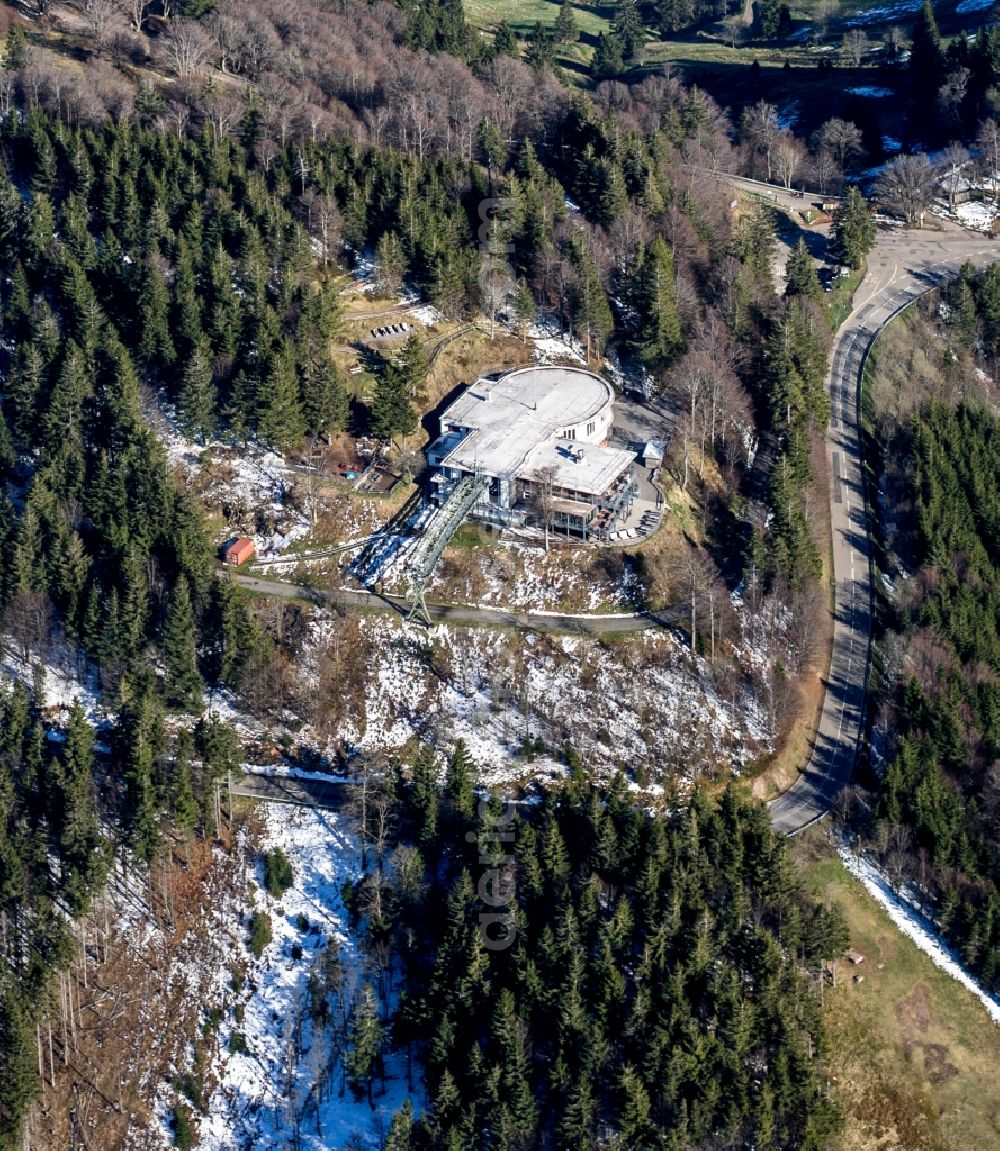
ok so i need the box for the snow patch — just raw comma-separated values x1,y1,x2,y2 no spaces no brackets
146,398,312,558
524,315,587,366
955,200,997,231
776,100,800,130
201,805,418,1149
409,303,443,326
298,614,770,788
846,0,922,26
0,645,101,720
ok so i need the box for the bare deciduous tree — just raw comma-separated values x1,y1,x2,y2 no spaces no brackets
937,67,970,131
977,117,1000,206
4,588,52,663
198,87,245,142
683,549,721,659
817,118,864,173
741,100,780,183
667,350,714,487
841,28,868,67
773,132,806,190
118,0,151,32
809,148,842,196
529,465,559,552
876,151,934,225
938,141,969,211
161,21,211,78
84,0,124,47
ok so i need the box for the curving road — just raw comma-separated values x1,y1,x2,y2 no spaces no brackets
769,228,1000,834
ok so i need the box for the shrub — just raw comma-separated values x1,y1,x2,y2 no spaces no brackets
263,848,294,899
202,1007,222,1039
248,911,272,958
228,1030,248,1055
173,1103,195,1150
174,1073,204,1111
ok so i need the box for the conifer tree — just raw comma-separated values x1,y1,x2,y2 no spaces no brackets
444,740,475,823
0,991,37,1143
554,0,578,43
592,32,625,77
612,0,643,58
633,236,683,368
493,20,517,55
369,359,418,441
0,410,13,474
346,983,384,1105
784,238,822,301
54,701,107,913
409,744,440,849
136,254,176,375
171,729,199,836
177,339,216,443
193,714,241,836
384,1100,414,1150
569,237,613,358
300,358,347,440
374,231,406,298
5,344,45,448
256,346,306,451
118,687,165,863
39,343,88,460
4,23,27,70
163,577,202,711
832,186,875,270
910,0,943,112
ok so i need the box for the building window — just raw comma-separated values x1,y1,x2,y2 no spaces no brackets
567,429,575,440
587,421,595,435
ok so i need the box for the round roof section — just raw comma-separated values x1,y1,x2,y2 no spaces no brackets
492,366,614,427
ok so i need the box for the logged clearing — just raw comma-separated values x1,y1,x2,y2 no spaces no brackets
795,830,1000,1151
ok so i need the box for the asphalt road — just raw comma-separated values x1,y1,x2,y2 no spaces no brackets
225,570,677,635
769,228,1000,834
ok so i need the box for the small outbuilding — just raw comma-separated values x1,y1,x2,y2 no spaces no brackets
223,537,256,566
640,440,665,468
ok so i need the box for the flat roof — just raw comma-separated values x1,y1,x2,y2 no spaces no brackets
551,497,596,519
439,366,614,480
523,440,635,497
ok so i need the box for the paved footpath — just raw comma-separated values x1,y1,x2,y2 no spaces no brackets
226,570,683,636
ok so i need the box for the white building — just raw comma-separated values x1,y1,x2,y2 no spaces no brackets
427,366,638,540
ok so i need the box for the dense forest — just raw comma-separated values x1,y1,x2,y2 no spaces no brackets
0,39,841,669
0,0,861,1142
0,676,242,1141
335,753,846,1150
862,265,1000,991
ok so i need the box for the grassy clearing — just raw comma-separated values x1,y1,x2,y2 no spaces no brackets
465,0,613,67
749,663,826,797
794,830,1000,1151
422,325,534,413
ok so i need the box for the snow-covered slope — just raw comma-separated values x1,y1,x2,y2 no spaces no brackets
201,805,417,1150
